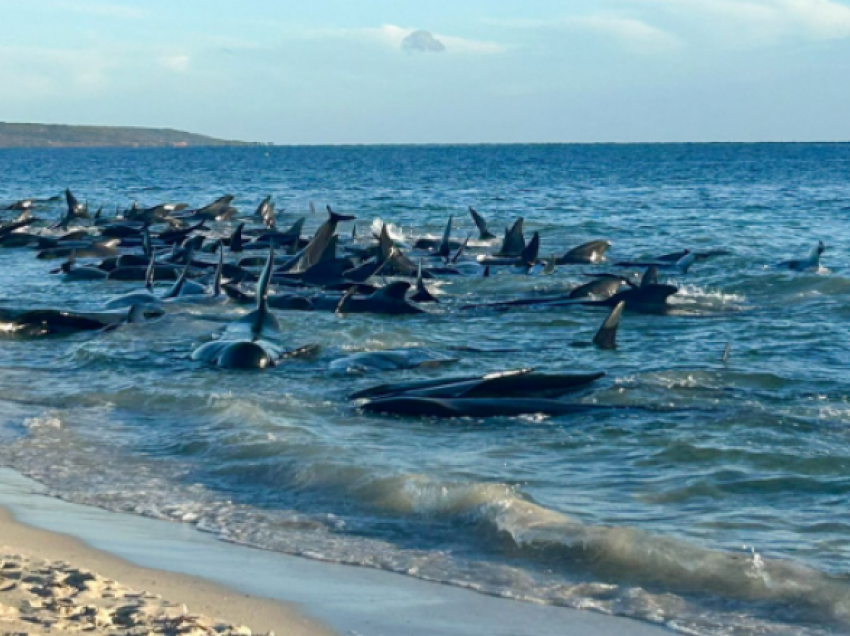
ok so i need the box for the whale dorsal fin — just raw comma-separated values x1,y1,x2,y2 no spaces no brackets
283,217,305,237
520,231,540,267
499,217,525,256
213,245,224,297
335,287,357,315
641,266,659,288
469,206,496,240
412,260,438,303
438,215,453,258
451,234,470,264
255,195,271,217
230,223,244,253
676,250,695,272
252,245,275,339
593,301,625,350
165,247,193,298
144,248,157,292
379,224,394,262
142,225,152,259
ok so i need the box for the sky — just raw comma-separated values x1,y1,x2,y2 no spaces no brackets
1,0,849,143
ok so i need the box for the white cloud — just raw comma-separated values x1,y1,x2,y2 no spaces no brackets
0,46,113,94
488,15,682,53
643,0,850,44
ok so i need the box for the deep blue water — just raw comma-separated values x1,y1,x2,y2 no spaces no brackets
1,144,850,635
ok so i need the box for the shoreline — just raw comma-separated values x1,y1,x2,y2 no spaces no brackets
0,505,332,636
0,468,671,636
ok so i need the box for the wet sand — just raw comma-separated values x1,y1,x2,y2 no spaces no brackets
0,468,670,636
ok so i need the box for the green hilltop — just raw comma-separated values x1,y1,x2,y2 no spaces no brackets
0,122,258,148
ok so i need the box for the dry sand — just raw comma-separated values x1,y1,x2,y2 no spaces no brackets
0,507,335,636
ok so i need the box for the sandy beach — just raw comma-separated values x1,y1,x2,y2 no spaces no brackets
0,507,334,636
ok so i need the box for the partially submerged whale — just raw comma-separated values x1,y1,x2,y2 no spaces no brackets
615,250,696,273
192,246,317,369
555,240,611,265
328,348,456,376
0,305,149,337
335,281,426,315
776,241,826,272
350,368,605,401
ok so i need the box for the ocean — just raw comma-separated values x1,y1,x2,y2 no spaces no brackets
0,143,849,635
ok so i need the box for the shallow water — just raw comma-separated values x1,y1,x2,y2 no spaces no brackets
1,144,849,635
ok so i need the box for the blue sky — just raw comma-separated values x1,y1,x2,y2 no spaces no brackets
1,0,849,143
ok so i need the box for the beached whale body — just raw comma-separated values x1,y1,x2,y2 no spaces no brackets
350,368,605,401
58,253,109,281
335,282,425,315
582,283,678,312
192,246,316,369
328,348,455,376
0,306,148,337
776,241,826,272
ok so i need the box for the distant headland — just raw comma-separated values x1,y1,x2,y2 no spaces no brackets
0,122,260,148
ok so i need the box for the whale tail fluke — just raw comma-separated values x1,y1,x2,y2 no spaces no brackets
327,205,356,224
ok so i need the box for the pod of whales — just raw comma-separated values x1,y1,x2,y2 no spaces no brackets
0,189,821,418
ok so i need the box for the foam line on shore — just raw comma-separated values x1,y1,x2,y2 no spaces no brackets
0,468,669,636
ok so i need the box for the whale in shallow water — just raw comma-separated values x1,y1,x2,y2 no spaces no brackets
555,240,611,265
56,251,108,281
192,246,317,369
328,348,456,376
335,281,426,315
776,241,826,272
349,368,605,401
0,305,150,337
279,207,355,274
615,250,697,273
581,282,678,312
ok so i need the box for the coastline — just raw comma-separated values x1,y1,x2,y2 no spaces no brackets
0,506,332,636
0,468,671,636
